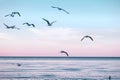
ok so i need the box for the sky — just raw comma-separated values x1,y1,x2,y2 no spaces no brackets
0,0,120,57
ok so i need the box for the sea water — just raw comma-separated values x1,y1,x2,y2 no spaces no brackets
0,57,120,80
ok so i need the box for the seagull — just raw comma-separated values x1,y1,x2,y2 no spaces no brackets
51,6,70,14
23,22,35,27
5,12,21,17
60,50,69,56
3,23,20,30
81,35,93,41
17,63,21,67
42,18,56,26
12,12,21,16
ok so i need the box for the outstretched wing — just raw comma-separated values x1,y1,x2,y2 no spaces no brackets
88,36,94,41
60,51,69,56
4,14,10,17
81,36,86,41
15,27,20,30
4,14,14,17
3,23,9,28
13,26,20,30
61,9,70,14
51,21,56,25
23,22,29,26
51,6,58,8
31,24,35,27
16,12,21,16
3,23,8,26
42,18,50,25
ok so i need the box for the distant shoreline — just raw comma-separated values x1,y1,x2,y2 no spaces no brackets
0,56,120,60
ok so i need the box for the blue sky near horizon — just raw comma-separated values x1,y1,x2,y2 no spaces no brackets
0,0,120,56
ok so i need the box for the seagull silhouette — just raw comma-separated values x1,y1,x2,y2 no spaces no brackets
3,23,20,30
60,50,69,56
51,6,70,14
5,12,21,17
81,35,93,41
23,22,35,27
42,18,56,26
12,12,21,16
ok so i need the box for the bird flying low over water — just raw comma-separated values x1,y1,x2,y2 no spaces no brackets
81,35,94,41
42,18,56,26
5,12,21,17
3,23,20,30
51,6,70,14
60,50,69,56
23,22,35,27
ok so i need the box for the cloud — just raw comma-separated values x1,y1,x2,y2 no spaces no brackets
28,27,80,44
0,33,12,40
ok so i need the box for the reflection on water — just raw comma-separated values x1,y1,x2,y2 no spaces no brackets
0,57,120,80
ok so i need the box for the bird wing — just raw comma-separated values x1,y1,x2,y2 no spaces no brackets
42,18,50,25
3,23,9,27
23,23,26,25
61,9,70,14
81,36,86,41
16,12,21,16
51,21,56,25
14,27,20,30
88,36,94,41
31,24,35,27
4,14,9,17
4,14,11,17
51,6,57,8
61,51,69,56
23,22,29,25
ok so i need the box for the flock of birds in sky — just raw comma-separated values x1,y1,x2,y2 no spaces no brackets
3,6,94,57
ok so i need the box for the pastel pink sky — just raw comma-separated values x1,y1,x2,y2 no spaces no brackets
0,28,120,56
0,0,120,56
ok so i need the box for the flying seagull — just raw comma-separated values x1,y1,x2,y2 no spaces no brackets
12,12,21,16
23,22,35,27
5,12,21,17
60,50,69,56
42,18,56,26
51,6,70,14
81,35,93,41
3,23,20,30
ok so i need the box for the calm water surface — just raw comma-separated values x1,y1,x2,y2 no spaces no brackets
0,57,120,80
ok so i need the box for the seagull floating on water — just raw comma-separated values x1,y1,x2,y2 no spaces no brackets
42,18,56,26
17,63,21,67
51,6,70,14
81,35,93,41
60,50,69,56
3,23,20,30
23,22,35,27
